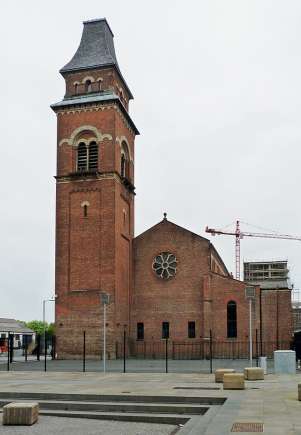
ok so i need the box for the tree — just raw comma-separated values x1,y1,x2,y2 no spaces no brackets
24,321,54,337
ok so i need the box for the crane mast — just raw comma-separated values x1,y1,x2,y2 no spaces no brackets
205,220,301,280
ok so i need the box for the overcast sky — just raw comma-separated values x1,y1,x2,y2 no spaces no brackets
1,0,301,323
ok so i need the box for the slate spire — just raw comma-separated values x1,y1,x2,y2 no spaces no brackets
61,19,118,73
60,18,133,98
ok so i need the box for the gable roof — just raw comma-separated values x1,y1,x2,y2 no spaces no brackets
135,217,230,276
135,217,210,242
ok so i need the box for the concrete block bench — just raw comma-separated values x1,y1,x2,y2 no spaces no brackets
244,367,264,380
215,368,235,383
223,373,245,390
2,402,39,425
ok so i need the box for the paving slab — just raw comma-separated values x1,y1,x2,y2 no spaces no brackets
0,371,301,434
0,415,177,435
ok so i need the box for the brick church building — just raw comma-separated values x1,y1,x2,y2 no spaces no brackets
52,19,292,358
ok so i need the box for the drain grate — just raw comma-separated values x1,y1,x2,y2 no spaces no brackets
173,387,220,390
231,422,263,432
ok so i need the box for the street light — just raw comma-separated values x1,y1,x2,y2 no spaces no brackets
245,286,256,367
100,292,110,373
42,295,56,372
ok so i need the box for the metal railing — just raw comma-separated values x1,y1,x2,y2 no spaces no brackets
0,330,293,373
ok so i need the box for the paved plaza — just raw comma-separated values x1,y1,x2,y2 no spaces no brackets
0,415,176,435
0,355,275,374
1,370,301,433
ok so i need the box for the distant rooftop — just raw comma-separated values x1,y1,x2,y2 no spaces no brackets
60,18,133,99
244,260,288,264
0,318,34,334
248,279,292,290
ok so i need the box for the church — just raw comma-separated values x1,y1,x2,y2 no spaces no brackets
52,18,292,359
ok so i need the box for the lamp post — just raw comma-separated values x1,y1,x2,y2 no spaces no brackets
123,324,127,374
42,296,56,372
245,286,256,367
100,292,110,373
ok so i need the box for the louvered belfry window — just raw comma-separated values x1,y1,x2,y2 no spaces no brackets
88,142,98,170
77,141,98,172
77,142,87,171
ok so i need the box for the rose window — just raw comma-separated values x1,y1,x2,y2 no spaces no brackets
152,252,177,279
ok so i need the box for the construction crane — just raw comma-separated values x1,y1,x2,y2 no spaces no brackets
205,220,301,280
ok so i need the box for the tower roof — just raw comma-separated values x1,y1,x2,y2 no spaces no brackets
60,18,133,99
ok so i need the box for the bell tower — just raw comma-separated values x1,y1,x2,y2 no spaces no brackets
51,19,139,358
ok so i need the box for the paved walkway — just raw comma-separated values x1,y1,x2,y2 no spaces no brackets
0,371,301,434
0,357,275,374
0,415,176,435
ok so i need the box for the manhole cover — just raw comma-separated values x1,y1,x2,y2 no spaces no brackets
231,422,263,432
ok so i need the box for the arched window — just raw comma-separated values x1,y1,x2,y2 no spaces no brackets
85,80,92,93
121,153,126,178
227,301,237,338
121,143,129,179
77,142,87,171
74,83,79,94
88,141,98,171
81,201,90,217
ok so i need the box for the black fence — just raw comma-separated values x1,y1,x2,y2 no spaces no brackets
0,330,293,373
0,334,56,371
116,337,291,360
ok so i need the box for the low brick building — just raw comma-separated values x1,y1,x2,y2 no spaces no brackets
52,19,292,359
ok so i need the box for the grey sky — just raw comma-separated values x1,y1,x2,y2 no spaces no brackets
1,0,301,323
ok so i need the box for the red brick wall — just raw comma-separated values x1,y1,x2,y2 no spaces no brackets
130,220,276,357
63,67,130,109
131,220,212,341
53,67,293,360
261,289,293,345
208,273,260,341
54,93,135,358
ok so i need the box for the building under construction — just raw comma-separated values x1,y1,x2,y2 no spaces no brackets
244,260,291,289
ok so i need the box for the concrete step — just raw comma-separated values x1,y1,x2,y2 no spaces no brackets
0,399,208,415
0,408,190,425
39,409,191,425
0,391,225,405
